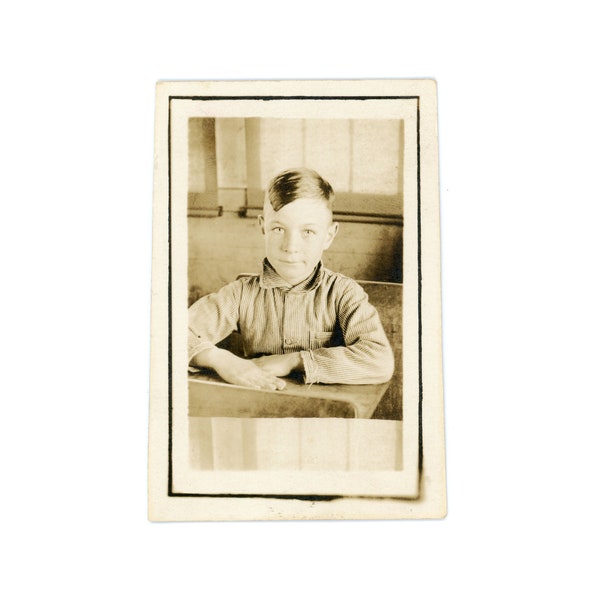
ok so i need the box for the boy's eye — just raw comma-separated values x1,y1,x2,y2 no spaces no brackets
303,229,316,236
272,227,284,233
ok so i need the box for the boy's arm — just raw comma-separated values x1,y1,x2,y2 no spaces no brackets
299,280,395,385
188,280,243,366
188,281,286,390
251,352,303,376
191,347,286,390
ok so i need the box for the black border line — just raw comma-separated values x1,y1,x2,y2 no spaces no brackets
170,95,419,101
167,95,423,500
417,99,424,479
167,100,173,494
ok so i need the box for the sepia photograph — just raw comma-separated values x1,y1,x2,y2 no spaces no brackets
149,79,445,520
6,2,600,596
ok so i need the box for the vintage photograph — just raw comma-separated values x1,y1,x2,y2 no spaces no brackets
149,80,445,520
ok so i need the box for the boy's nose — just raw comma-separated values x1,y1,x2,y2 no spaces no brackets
283,231,301,253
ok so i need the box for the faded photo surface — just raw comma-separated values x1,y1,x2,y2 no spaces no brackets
149,80,445,520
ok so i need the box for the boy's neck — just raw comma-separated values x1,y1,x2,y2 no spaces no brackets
261,259,323,291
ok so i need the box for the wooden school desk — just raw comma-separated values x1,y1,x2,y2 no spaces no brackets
188,372,391,419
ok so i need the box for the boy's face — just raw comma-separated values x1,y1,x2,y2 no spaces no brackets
259,197,339,286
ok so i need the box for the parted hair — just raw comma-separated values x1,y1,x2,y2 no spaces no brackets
266,168,335,212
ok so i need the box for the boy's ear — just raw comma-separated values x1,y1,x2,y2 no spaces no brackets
324,221,339,249
257,214,265,234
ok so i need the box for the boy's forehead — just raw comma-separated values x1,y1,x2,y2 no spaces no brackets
263,196,332,222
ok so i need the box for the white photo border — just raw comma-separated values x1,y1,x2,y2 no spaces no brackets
149,79,445,521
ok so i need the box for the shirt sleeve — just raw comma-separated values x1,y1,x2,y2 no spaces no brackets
299,279,395,384
188,280,242,370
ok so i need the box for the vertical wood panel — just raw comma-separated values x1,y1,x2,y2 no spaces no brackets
258,118,304,187
188,118,219,213
244,118,262,193
241,419,258,470
351,120,400,195
254,419,301,470
188,417,214,470
398,119,404,209
395,421,403,470
215,118,247,188
188,118,217,193
304,119,352,192
211,418,244,470
348,420,398,470
188,118,206,192
299,419,348,470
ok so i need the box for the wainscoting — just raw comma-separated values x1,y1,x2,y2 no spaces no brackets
189,417,403,471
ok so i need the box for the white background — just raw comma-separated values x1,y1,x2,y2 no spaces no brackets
2,2,598,598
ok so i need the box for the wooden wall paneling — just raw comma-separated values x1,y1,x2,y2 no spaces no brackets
244,118,263,211
188,117,221,217
215,118,247,190
351,119,401,195
304,119,352,193
258,118,304,188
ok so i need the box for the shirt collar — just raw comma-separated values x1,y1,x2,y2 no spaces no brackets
259,259,323,292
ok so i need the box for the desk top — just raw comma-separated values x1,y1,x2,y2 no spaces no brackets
189,371,391,419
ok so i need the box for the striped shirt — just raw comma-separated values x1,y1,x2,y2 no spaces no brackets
188,260,394,384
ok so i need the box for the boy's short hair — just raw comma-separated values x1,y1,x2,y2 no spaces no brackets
266,168,335,212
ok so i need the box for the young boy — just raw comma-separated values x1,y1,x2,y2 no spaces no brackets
188,168,395,391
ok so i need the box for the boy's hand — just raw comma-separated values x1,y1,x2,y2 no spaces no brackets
192,348,286,391
251,353,303,377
